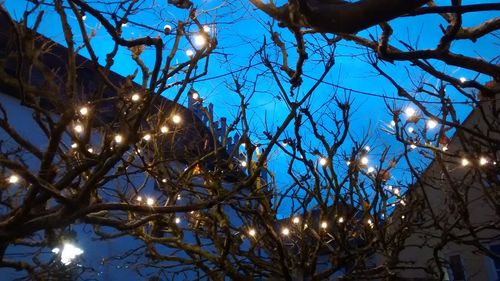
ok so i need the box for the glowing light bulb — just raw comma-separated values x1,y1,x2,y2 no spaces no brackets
175,217,181,224
459,77,467,83
248,228,256,237
407,126,414,133
320,221,328,229
281,227,290,236
131,93,140,102
390,120,396,127
427,119,438,129
163,24,172,34
240,161,247,167
87,147,94,153
193,34,206,48
361,156,369,165
177,194,181,200
410,144,417,150
203,25,210,33
364,146,371,152
367,167,375,173
71,143,78,149
57,243,84,265
160,126,169,134
292,217,300,224
405,107,416,118
442,146,448,152
192,91,199,100
172,114,181,124
146,197,154,206
393,188,400,196
319,157,327,166
143,134,151,141
162,178,167,183
74,124,83,133
114,134,123,143
346,161,351,166
479,157,488,166
79,106,89,116
186,49,194,57
8,175,19,184
337,217,344,223
367,219,374,228
81,15,87,21
461,158,469,166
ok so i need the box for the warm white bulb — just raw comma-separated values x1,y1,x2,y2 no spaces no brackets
337,217,344,223
393,188,400,196
410,144,417,150
162,178,167,183
367,219,374,228
319,157,327,166
146,197,154,206
172,114,181,124
193,34,206,48
186,49,194,57
390,120,396,127
192,92,199,100
367,167,375,173
248,228,256,237
58,243,84,265
459,77,467,83
87,147,94,153
292,217,300,224
71,143,78,149
427,119,438,129
461,158,469,166
74,124,83,133
203,25,211,33
361,156,369,165
8,175,19,184
479,157,488,166
136,196,142,202
143,134,151,141
114,134,123,143
175,217,181,224
131,93,140,102
79,106,89,116
160,126,169,134
408,126,414,133
346,161,351,166
281,227,290,235
240,161,247,167
442,146,448,152
81,15,87,21
405,107,416,118
320,221,328,229
364,146,371,152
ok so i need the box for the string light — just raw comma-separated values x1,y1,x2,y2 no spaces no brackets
337,217,344,223
143,134,151,141
407,127,414,133
240,160,247,167
160,126,169,133
53,242,84,265
114,134,123,144
172,114,181,124
191,91,200,100
410,144,417,150
281,227,290,236
320,221,328,229
163,24,172,35
367,219,374,228
427,119,438,129
186,49,194,57
177,194,181,200
79,106,89,116
346,161,351,166
319,157,327,166
292,217,300,224
479,157,488,166
87,147,94,153
162,178,167,183
193,34,207,48
71,143,78,149
203,25,210,33
390,120,396,127
175,217,181,224
364,146,371,152
74,124,83,133
146,197,154,206
248,228,256,237
442,146,448,152
8,175,19,184
361,156,369,165
367,167,375,173
405,107,416,118
459,77,467,83
461,158,469,166
131,93,141,102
